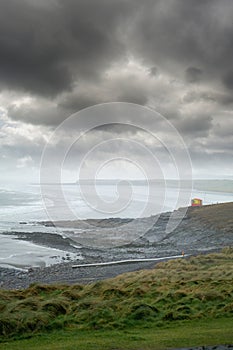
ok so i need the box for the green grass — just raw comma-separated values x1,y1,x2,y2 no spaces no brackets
1,248,233,348
0,318,233,350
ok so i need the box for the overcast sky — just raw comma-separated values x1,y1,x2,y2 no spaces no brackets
0,0,233,182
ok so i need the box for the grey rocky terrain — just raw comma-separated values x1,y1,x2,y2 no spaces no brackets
0,203,232,290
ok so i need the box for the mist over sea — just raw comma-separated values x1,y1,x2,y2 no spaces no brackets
0,180,232,269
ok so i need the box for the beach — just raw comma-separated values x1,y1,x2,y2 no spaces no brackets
1,202,233,290
0,181,232,270
0,258,174,290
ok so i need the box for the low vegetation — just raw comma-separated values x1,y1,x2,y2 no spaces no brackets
0,247,233,348
189,202,233,232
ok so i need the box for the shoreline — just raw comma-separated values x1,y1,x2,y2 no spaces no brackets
1,202,233,289
0,258,168,290
0,249,220,290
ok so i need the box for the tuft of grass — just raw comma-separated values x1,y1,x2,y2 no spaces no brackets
41,297,69,314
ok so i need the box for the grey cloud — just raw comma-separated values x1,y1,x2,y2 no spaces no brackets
1,0,233,105
0,0,72,96
185,67,203,83
116,88,149,106
57,76,150,121
128,0,233,90
1,0,233,102
183,90,233,106
176,115,213,138
148,66,158,77
213,118,233,138
191,148,233,166
58,93,105,115
58,82,149,114
222,71,233,90
93,123,149,136
0,0,134,97
8,101,67,126
0,0,232,180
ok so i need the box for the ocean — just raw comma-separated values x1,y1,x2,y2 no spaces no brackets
0,180,232,269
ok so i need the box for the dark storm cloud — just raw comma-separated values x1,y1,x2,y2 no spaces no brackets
1,0,233,100
0,0,135,97
58,93,105,114
0,0,233,182
185,67,203,83
1,0,233,134
0,0,72,96
128,0,233,90
59,82,149,115
222,71,233,90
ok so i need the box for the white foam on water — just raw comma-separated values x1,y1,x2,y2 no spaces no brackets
0,234,82,269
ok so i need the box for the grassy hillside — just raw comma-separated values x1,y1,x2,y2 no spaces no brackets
188,202,233,232
0,247,233,348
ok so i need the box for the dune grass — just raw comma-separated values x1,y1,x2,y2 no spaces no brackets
0,247,233,348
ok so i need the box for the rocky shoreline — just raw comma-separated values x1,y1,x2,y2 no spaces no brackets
0,257,174,290
0,247,222,290
1,203,233,290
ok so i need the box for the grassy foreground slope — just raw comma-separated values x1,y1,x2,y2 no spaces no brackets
0,247,233,349
1,318,233,350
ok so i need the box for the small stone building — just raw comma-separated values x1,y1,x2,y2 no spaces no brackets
191,198,203,207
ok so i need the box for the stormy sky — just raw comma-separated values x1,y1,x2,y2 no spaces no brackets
0,0,233,182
